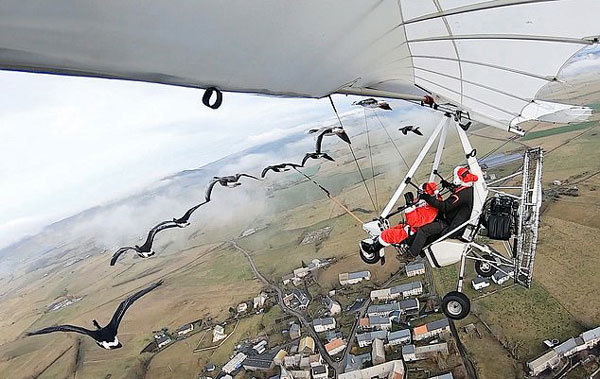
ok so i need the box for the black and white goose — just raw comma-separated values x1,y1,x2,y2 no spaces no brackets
26,280,163,350
301,152,335,166
308,126,352,148
399,125,423,136
110,221,184,265
352,98,392,110
204,173,261,201
172,200,209,225
261,163,304,178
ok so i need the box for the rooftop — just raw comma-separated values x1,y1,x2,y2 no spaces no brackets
406,262,425,271
388,329,411,340
347,271,370,279
390,281,422,294
313,317,335,326
402,344,415,354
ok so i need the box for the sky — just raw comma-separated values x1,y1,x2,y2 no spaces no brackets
0,72,362,248
1,45,599,250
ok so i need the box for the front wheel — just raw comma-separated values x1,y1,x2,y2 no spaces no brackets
359,247,381,265
441,291,471,320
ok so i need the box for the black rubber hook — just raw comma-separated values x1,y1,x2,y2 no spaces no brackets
202,87,223,109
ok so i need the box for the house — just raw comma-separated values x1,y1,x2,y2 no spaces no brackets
370,281,422,301
284,354,301,368
390,281,423,298
155,333,171,348
311,365,329,379
243,352,275,371
253,340,268,354
282,273,295,285
324,296,341,315
528,350,560,376
204,363,216,372
491,265,514,285
403,343,449,361
176,323,194,336
368,315,392,330
274,349,288,365
370,288,391,301
471,277,490,290
338,360,405,379
356,330,388,347
292,289,310,309
289,370,311,379
313,317,336,332
339,271,371,286
372,338,386,365
358,317,370,329
279,366,294,379
325,338,346,355
401,344,416,361
237,302,248,313
429,373,454,379
289,323,301,339
212,325,226,342
405,262,426,277
344,353,372,373
299,336,315,354
222,352,247,374
254,293,268,309
366,303,400,317
582,326,600,347
399,298,420,314
387,329,411,346
413,318,450,341
325,330,342,342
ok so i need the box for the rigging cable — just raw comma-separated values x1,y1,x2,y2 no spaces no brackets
370,109,413,174
328,95,378,212
363,108,380,212
292,167,364,224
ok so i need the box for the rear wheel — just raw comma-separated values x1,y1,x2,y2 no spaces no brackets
442,291,471,320
475,254,497,277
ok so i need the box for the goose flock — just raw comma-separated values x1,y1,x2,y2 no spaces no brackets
26,98,421,350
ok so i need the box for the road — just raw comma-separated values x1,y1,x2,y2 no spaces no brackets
229,241,340,376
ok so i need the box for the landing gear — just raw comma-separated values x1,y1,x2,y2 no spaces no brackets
359,248,380,264
441,291,471,320
475,254,497,277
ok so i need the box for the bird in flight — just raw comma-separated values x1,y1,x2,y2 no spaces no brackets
110,221,184,265
172,200,210,225
261,162,304,178
301,152,335,167
204,174,261,201
308,126,352,153
399,125,423,136
352,98,392,110
26,280,163,349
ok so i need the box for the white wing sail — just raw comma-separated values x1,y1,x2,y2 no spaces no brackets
0,0,597,132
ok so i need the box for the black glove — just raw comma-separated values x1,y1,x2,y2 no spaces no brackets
440,179,453,189
404,192,415,206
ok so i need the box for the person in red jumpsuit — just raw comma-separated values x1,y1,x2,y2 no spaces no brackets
359,181,441,263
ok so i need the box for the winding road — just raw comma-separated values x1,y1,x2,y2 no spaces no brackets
229,241,340,375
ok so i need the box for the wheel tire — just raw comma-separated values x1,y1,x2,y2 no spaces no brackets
442,291,471,320
359,248,381,265
475,254,497,277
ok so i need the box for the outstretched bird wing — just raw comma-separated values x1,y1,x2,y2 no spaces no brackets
236,173,260,181
27,324,94,337
378,102,392,111
307,128,320,134
204,179,220,202
137,221,180,253
110,247,136,266
261,166,273,178
301,153,313,167
336,130,351,145
108,280,163,332
399,127,408,135
413,128,423,136
321,153,335,162
174,201,209,224
314,129,328,154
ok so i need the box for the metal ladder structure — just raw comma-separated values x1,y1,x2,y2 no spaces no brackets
514,147,543,287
